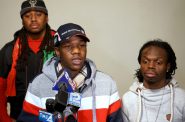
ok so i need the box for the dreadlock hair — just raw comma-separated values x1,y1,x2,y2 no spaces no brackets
135,39,177,82
15,23,54,71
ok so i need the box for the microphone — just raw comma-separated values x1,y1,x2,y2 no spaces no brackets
67,92,81,108
38,110,62,122
54,82,81,112
39,84,81,122
46,98,55,113
52,70,74,92
38,99,62,122
63,93,81,122
64,87,81,122
39,110,54,122
41,69,81,121
53,82,68,112
54,82,81,122
52,69,81,112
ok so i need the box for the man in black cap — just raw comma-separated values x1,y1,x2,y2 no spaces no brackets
18,23,123,122
0,0,55,121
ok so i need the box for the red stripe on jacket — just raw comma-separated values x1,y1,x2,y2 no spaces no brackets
108,99,122,115
22,96,122,122
78,99,121,122
23,100,42,116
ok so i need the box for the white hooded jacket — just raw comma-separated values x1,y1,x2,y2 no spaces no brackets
122,78,185,122
18,57,123,122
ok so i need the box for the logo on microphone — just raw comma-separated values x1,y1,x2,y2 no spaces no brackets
52,70,72,91
39,110,54,122
67,92,81,107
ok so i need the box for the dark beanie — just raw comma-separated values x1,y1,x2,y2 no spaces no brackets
20,0,48,17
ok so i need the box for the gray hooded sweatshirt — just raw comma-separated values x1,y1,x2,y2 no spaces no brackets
122,79,185,122
18,57,123,122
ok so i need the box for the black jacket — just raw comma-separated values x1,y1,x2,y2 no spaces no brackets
0,30,55,119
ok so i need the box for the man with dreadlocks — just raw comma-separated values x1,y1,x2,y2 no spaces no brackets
0,0,55,121
122,39,185,122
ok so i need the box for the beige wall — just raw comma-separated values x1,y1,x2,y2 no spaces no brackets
0,0,185,96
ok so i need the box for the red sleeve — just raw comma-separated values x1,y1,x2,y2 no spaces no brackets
0,77,12,122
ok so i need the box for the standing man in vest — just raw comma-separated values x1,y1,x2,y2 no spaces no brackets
0,0,55,121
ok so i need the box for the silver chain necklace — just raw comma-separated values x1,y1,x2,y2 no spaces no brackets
143,86,165,122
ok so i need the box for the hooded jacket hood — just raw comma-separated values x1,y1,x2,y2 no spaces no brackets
129,79,178,105
42,57,97,86
129,79,178,92
127,78,179,122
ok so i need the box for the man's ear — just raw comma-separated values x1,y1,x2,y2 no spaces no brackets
54,47,60,57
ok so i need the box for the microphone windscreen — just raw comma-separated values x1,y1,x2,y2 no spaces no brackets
46,98,55,113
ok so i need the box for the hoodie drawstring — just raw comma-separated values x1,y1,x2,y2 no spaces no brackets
92,79,97,122
136,84,174,122
92,79,96,122
169,84,174,122
137,88,142,122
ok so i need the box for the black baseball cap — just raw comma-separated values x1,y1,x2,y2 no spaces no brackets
54,23,90,47
20,0,48,17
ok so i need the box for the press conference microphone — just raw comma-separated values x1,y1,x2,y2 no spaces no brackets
54,82,68,112
56,82,81,107
64,86,81,122
52,70,81,121
39,99,62,122
39,110,54,122
52,70,73,92
63,106,77,122
53,70,80,112
56,82,81,122
39,110,62,122
46,98,55,113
